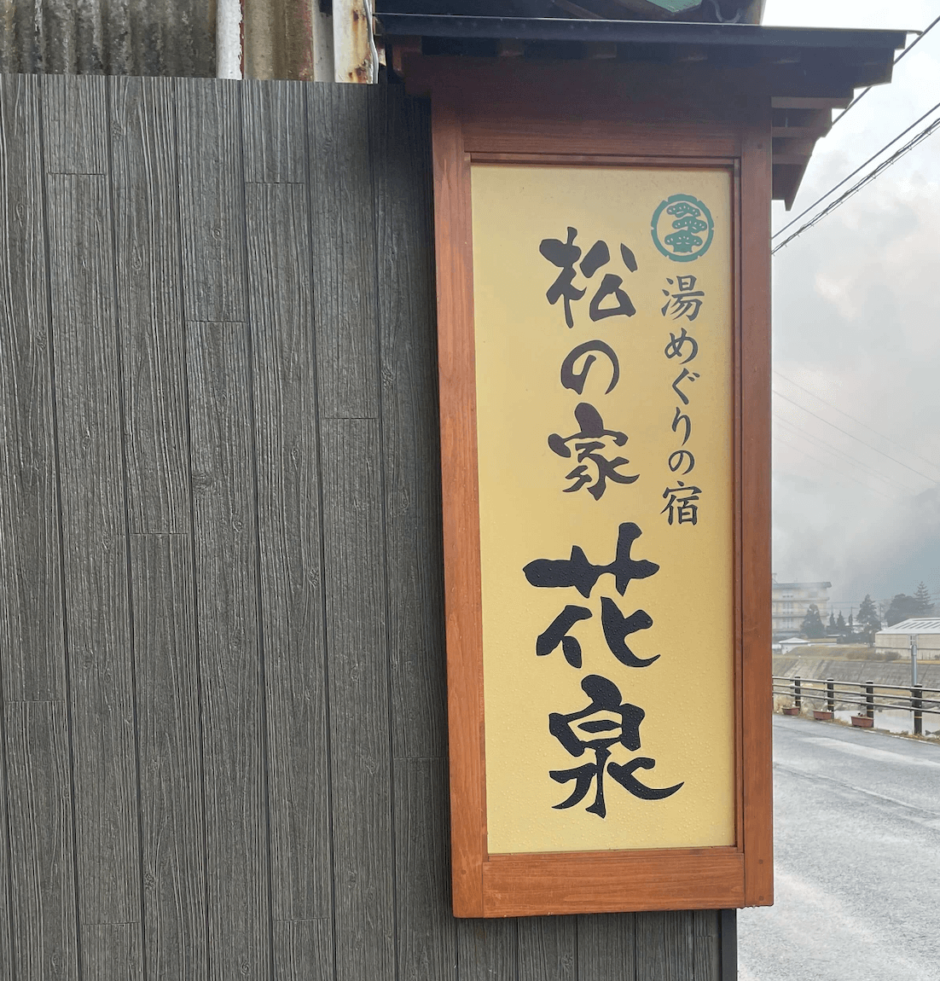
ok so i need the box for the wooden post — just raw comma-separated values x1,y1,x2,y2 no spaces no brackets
826,678,834,715
866,681,875,720
794,676,801,711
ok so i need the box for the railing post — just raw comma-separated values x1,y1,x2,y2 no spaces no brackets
826,678,834,714
912,684,923,736
865,681,875,720
794,675,801,711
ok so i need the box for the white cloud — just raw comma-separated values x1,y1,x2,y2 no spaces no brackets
764,1,940,602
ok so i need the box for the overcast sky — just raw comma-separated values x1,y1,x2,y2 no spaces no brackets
761,0,940,614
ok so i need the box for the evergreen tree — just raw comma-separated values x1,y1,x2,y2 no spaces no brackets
836,611,846,631
801,604,825,639
857,594,881,644
829,612,836,630
885,593,919,626
914,582,934,616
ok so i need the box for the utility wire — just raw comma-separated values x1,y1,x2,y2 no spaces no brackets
774,414,914,495
771,15,940,243
772,389,939,485
772,95,940,242
772,432,893,501
772,111,940,254
773,413,916,495
826,14,940,132
773,369,940,477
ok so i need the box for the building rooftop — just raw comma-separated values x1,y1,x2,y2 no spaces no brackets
878,619,940,635
772,581,832,589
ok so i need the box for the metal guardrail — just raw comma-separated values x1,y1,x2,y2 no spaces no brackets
772,675,940,736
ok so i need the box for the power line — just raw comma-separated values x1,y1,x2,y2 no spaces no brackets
772,96,940,245
826,15,940,132
771,14,940,242
772,389,939,485
773,416,910,496
773,370,940,478
772,432,893,501
773,413,916,495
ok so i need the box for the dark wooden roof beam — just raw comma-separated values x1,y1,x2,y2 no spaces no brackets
773,162,809,210
771,95,852,110
772,107,832,139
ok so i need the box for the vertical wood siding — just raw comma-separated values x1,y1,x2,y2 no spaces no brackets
0,73,725,981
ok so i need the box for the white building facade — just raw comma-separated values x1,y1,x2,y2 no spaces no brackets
874,619,940,660
772,577,832,639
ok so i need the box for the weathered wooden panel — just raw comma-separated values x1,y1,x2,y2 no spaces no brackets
243,80,306,183
693,909,721,979
518,916,577,981
130,535,208,981
0,73,65,702
0,72,730,981
577,914,636,980
371,86,447,762
177,78,247,322
395,759,455,981
4,701,78,981
664,910,697,978
456,919,518,981
110,75,189,535
636,910,702,980
45,170,143,948
321,419,395,981
273,920,333,981
41,73,107,173
187,320,271,981
373,83,456,981
244,179,332,925
0,729,12,981
84,923,143,979
309,84,380,419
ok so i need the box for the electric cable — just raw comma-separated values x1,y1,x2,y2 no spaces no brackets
772,432,893,501
772,95,940,242
772,111,940,254
772,389,939,485
773,414,917,495
771,14,940,243
773,370,940,478
826,14,940,131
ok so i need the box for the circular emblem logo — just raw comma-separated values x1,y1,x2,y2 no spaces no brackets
651,193,714,262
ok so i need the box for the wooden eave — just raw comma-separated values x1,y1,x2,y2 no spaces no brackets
379,15,907,209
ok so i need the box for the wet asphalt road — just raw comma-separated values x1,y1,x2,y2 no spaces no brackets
738,716,940,981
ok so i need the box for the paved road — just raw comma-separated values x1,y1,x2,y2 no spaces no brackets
738,716,940,981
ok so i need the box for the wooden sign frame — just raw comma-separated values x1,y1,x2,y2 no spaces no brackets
412,57,773,919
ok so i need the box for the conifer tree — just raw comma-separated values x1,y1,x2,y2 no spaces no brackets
914,582,934,616
801,604,825,639
857,594,881,644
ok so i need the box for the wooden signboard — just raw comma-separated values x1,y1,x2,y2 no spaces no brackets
421,59,772,919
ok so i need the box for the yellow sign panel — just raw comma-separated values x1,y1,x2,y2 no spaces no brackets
472,164,735,855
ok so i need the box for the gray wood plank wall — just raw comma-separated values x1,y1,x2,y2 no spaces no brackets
0,72,729,981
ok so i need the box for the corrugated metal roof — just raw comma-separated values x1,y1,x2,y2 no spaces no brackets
0,0,216,76
877,619,940,635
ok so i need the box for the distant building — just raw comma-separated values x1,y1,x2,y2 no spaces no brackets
778,637,813,654
874,618,940,661
772,576,832,638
